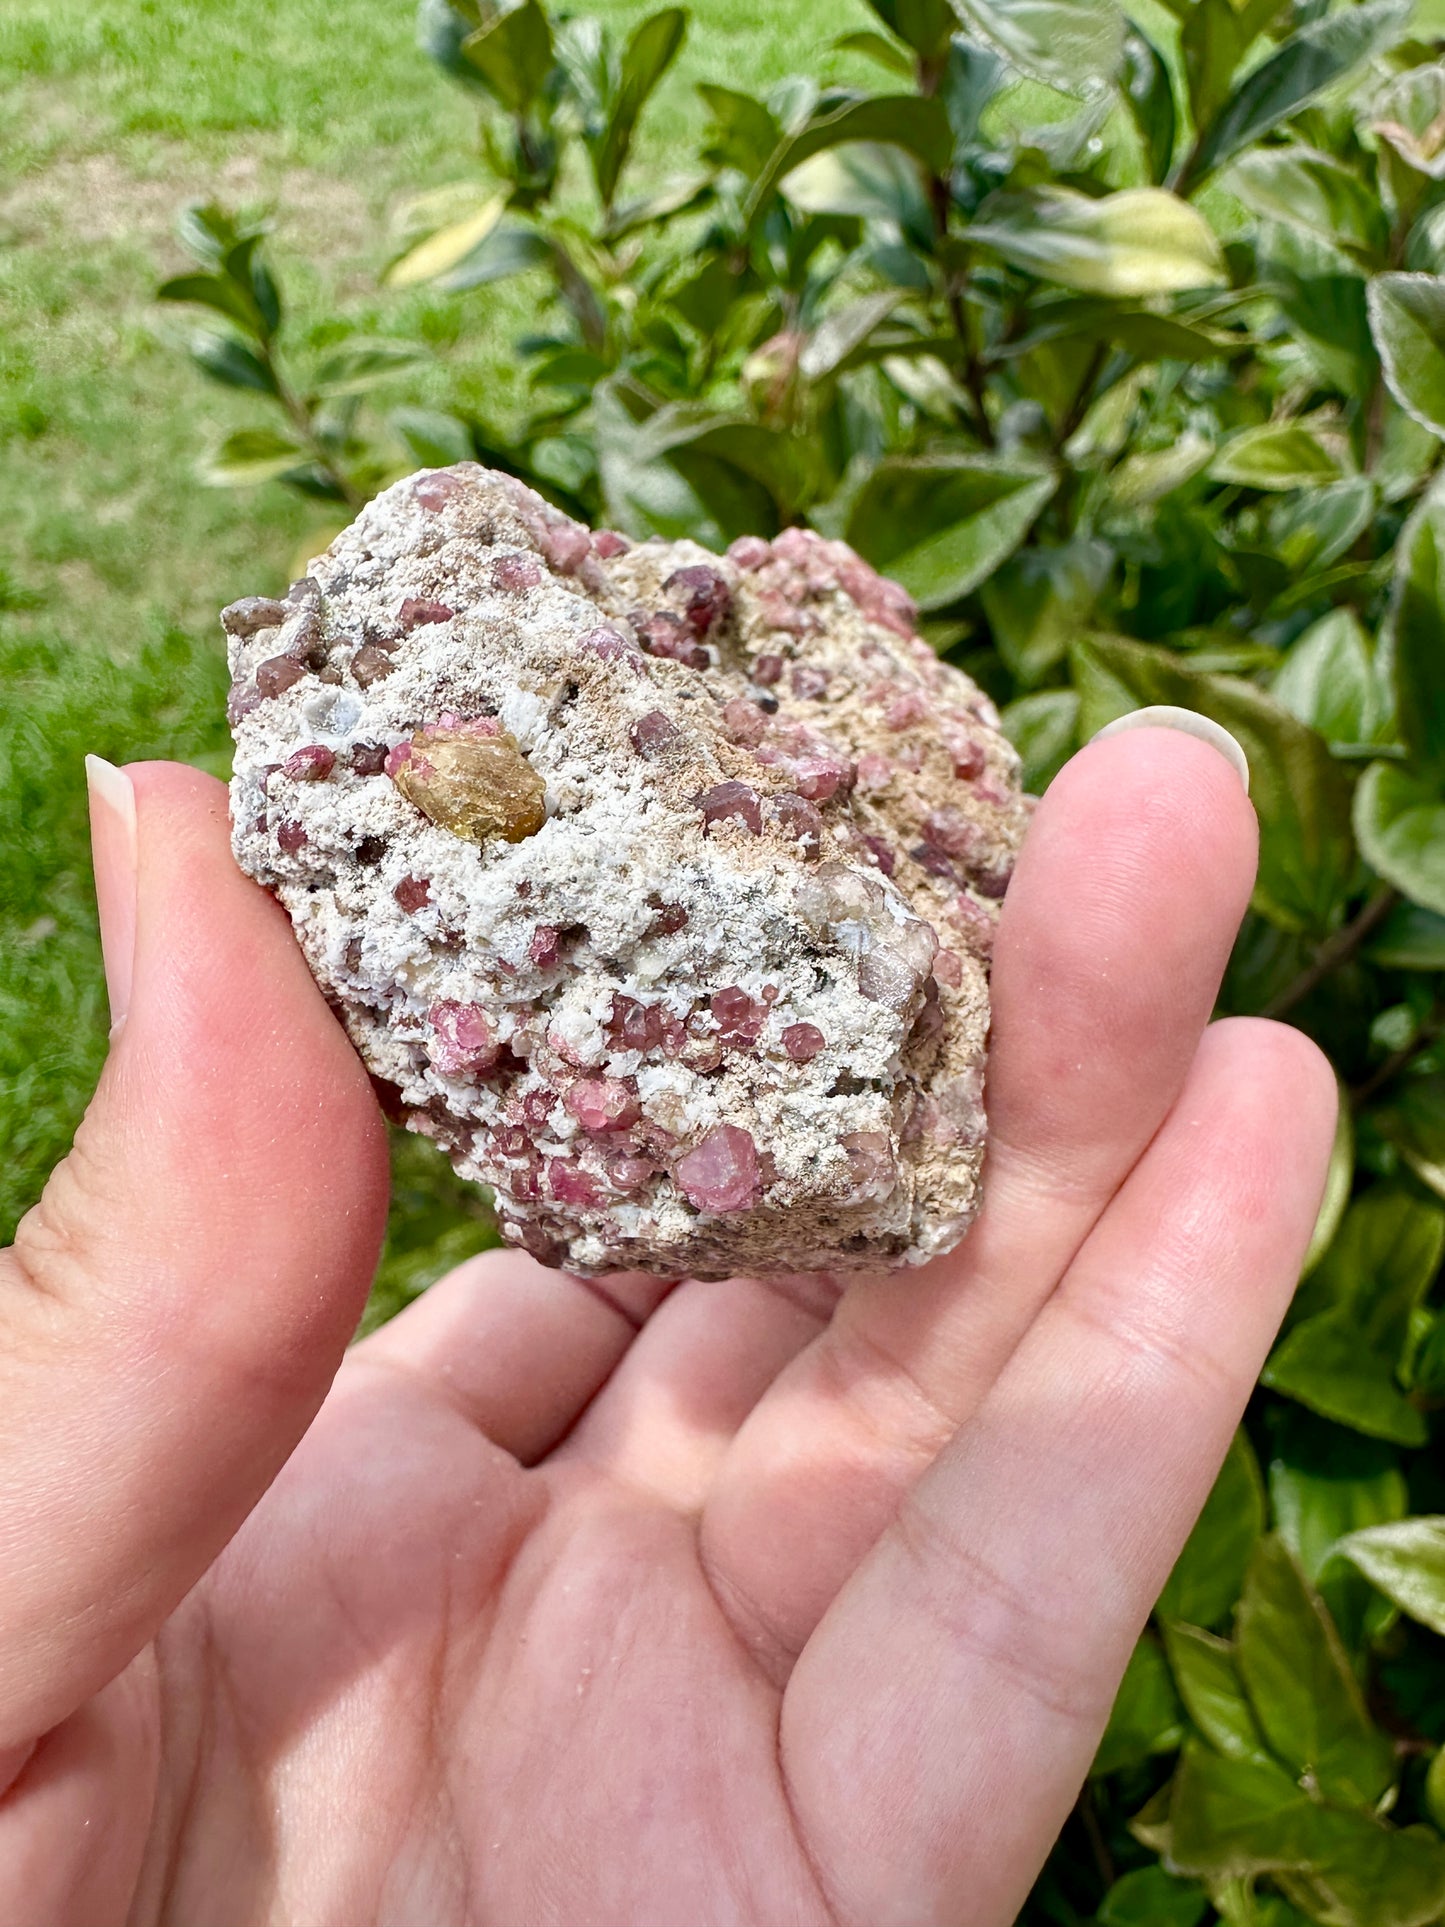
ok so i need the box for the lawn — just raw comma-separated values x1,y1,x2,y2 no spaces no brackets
0,0,870,1314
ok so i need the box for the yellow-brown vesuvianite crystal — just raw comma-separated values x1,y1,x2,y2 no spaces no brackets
390,725,547,844
225,464,1030,1278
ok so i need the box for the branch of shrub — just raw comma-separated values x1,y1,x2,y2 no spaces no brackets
927,176,993,449
1262,888,1400,1023
1352,1007,1441,1112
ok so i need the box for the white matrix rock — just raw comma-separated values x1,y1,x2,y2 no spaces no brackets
226,464,1029,1278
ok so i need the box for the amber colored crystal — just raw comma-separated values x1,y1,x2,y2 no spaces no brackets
393,727,546,844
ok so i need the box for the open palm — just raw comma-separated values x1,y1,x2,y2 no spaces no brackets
0,730,1333,1927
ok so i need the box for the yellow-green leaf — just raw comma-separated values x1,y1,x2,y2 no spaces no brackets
385,196,507,288
968,187,1226,297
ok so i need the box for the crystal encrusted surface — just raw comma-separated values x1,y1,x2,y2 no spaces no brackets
226,464,1029,1278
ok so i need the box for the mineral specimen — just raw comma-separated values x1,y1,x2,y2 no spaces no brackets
226,464,1029,1278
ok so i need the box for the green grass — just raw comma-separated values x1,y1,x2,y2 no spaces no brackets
0,0,867,1309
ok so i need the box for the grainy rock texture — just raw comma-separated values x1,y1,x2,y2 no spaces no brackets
226,465,1029,1278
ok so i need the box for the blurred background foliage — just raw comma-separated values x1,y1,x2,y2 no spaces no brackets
10,0,1445,1914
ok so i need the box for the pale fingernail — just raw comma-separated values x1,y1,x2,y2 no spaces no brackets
1090,705,1250,795
86,755,139,1034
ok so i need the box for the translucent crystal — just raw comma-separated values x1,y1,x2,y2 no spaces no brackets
393,726,546,844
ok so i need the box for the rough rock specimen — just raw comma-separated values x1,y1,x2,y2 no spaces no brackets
226,464,1030,1278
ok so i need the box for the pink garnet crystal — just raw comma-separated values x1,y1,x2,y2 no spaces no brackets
427,1001,500,1075
675,1125,762,1213
563,1076,641,1133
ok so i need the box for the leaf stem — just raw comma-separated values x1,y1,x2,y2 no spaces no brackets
1075,1782,1115,1894
927,176,994,449
1352,1008,1441,1111
264,344,365,511
1262,888,1400,1022
1055,342,1110,453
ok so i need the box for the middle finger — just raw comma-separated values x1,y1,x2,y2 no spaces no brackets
699,726,1258,1672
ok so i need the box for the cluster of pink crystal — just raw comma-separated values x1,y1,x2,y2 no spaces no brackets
727,525,917,640
415,969,849,1225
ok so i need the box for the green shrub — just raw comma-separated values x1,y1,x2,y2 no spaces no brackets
159,0,1445,1917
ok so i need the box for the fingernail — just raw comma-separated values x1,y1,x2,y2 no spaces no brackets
86,755,139,1034
1090,705,1250,795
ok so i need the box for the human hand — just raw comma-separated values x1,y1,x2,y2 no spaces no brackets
0,729,1334,1927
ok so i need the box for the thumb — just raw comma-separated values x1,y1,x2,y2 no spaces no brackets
0,759,389,1751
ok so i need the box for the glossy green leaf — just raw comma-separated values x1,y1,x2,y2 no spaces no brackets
385,197,508,287
1162,1623,1274,1768
1355,761,1445,917
1387,475,1445,778
1373,1073,1445,1202
1214,1889,1314,1927
1070,634,1355,934
1374,61,1445,182
592,8,687,208
1098,1865,1208,1927
1266,1188,1443,1446
1093,1630,1186,1777
592,390,746,548
1000,688,1079,792
1122,25,1176,185
175,199,256,269
1279,1821,1445,1927
1265,1316,1429,1446
1005,295,1237,364
1167,1740,1328,1878
430,223,555,294
844,455,1056,609
1336,1518,1445,1634
1191,0,1413,183
1229,147,1389,263
666,419,822,526
1365,901,1445,969
697,84,782,176
798,292,904,380
1268,479,1377,578
156,270,264,338
199,426,308,486
832,30,916,79
956,0,1126,90
938,32,1006,152
1369,273,1445,441
460,0,555,112
236,244,281,339
967,187,1225,297
1108,431,1214,507
782,143,931,235
746,94,953,229
389,407,476,469
1208,422,1343,490
1272,1417,1406,1583
184,330,277,396
1158,1432,1266,1630
1315,1188,1445,1351
1325,1179,1445,1333
603,172,711,240
1199,1793,1445,1925
312,340,428,396
417,0,485,86
1271,609,1389,751
1178,0,1287,138
1269,225,1377,400
980,536,1110,686
863,0,955,60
